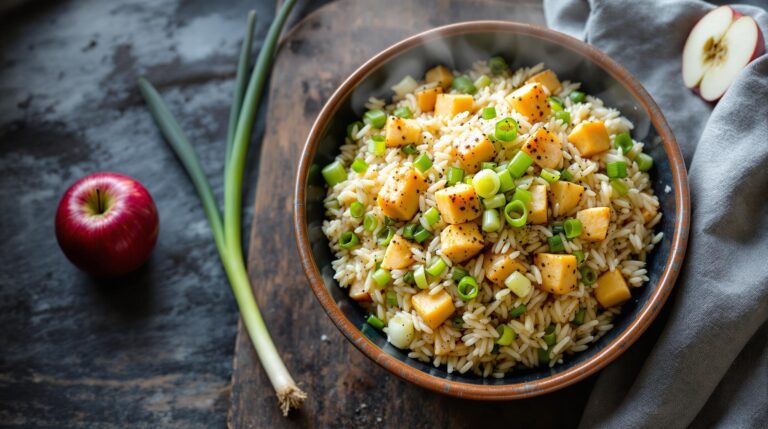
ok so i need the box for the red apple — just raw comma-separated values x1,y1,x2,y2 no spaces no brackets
683,5,765,102
55,172,159,276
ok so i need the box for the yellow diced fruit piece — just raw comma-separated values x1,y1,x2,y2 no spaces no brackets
384,116,422,148
411,289,455,329
567,121,610,157
549,181,585,217
528,185,548,225
505,82,551,123
595,270,631,308
577,207,611,241
425,65,454,89
415,87,442,112
381,235,416,270
521,127,562,169
435,94,474,118
534,253,578,295
483,250,527,285
440,223,484,264
434,183,482,224
349,280,371,302
455,129,496,173
377,166,428,221
525,69,562,94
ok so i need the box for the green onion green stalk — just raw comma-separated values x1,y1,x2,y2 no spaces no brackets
138,1,306,416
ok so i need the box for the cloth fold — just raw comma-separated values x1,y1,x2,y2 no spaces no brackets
543,1,768,428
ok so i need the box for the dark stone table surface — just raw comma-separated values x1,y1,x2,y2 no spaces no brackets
0,1,327,427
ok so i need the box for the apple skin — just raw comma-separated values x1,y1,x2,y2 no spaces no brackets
55,172,159,277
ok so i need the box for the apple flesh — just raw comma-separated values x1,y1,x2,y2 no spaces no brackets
55,172,159,277
682,5,765,101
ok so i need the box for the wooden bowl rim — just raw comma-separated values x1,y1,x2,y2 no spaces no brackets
294,20,690,400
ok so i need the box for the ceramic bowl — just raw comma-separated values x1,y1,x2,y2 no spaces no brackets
294,21,689,399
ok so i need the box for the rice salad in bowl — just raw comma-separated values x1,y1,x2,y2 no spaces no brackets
319,58,662,378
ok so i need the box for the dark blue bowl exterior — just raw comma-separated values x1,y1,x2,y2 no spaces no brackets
303,30,677,386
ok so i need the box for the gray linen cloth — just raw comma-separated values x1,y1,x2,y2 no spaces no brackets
543,1,768,427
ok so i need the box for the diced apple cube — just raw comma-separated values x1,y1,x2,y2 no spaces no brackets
435,94,474,117
525,69,562,94
384,116,422,148
577,207,611,241
381,235,416,269
549,181,585,217
528,185,548,225
411,289,455,329
415,87,442,112
521,127,562,169
454,129,497,173
534,253,578,295
377,166,428,221
595,270,631,308
435,183,482,224
483,250,527,285
440,223,484,264
349,280,371,302
505,82,550,123
425,65,454,89
568,121,610,157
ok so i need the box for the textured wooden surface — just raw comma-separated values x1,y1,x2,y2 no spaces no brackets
230,1,595,427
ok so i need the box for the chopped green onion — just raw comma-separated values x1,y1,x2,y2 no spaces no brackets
414,153,432,173
363,109,387,128
377,226,395,246
481,106,497,120
451,75,477,94
368,138,386,156
464,175,474,185
560,168,573,181
548,234,565,253
363,214,378,232
483,194,506,209
563,218,583,239
610,178,629,196
554,110,571,125
403,223,417,239
495,324,515,346
451,267,469,283
580,266,597,285
446,167,465,185
606,161,628,179
572,308,586,325
371,134,385,142
339,231,360,249
543,325,557,346
457,276,479,301
505,271,532,298
474,75,491,88
540,168,561,183
552,221,564,235
403,270,415,284
394,106,413,119
495,118,518,142
324,199,340,210
636,153,653,171
426,256,448,277
322,160,347,186
573,250,585,266
512,188,532,205
386,290,398,306
497,169,515,193
538,347,550,364
507,151,533,178
347,121,364,140
402,144,418,155
414,266,428,289
423,207,440,226
349,201,365,218
482,209,501,232
453,317,465,328
569,90,586,103
367,314,385,329
473,169,501,199
614,133,633,154
482,161,498,170
413,226,432,244
372,268,391,287
548,96,564,112
488,56,509,75
351,158,368,174
504,200,528,227
509,304,527,318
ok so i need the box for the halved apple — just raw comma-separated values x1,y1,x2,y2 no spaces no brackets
682,5,765,102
